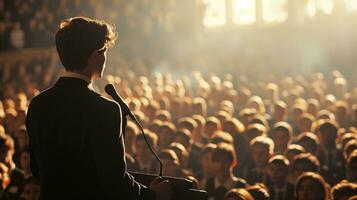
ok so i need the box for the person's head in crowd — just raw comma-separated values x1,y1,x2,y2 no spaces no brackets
274,100,288,122
353,104,357,121
19,146,31,177
147,119,163,134
211,131,234,145
0,135,15,168
224,188,254,200
222,118,245,137
216,110,231,126
324,94,337,111
247,96,266,115
200,143,217,179
14,125,29,150
146,101,160,120
291,104,305,123
317,109,335,120
344,140,357,160
169,142,189,169
204,116,221,139
286,144,306,162
134,130,158,159
4,108,18,135
157,121,176,150
249,115,270,133
290,153,320,184
272,121,292,154
192,114,206,143
297,113,315,133
237,88,251,108
174,129,192,148
154,109,171,122
211,143,237,181
267,155,290,186
192,97,207,117
127,97,141,112
250,136,274,170
266,83,279,103
341,133,357,150
0,126,5,137
295,172,329,200
306,98,320,117
55,17,116,78
317,119,339,150
220,100,234,116
246,123,267,142
246,183,270,200
239,108,257,127
20,176,40,200
158,149,180,177
297,132,318,155
346,150,357,182
335,100,349,127
124,120,139,155
0,162,9,191
132,110,147,128
334,77,347,99
331,181,357,200
158,97,170,111
177,117,197,136
15,92,28,111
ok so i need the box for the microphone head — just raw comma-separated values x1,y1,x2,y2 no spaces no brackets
104,84,116,96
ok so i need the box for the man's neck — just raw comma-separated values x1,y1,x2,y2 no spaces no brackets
63,71,92,83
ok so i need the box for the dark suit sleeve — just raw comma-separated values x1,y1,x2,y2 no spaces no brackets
90,101,155,200
25,100,40,181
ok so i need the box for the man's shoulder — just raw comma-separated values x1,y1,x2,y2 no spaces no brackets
88,90,120,110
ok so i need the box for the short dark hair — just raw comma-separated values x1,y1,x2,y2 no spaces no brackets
55,16,117,71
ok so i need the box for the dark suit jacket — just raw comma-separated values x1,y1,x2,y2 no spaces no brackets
25,77,155,200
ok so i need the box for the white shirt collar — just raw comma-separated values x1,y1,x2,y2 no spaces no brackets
62,71,92,84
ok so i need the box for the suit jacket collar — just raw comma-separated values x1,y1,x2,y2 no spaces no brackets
55,77,93,90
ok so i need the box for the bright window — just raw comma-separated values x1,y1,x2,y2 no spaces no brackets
262,0,288,23
306,0,334,17
346,0,357,11
232,0,256,24
202,0,226,27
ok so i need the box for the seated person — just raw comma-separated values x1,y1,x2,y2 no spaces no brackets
205,143,247,200
271,122,293,154
247,136,274,185
294,172,329,200
266,155,294,200
288,153,320,185
20,176,40,200
346,150,357,183
331,181,357,200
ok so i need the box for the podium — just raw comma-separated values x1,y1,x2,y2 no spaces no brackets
130,172,208,200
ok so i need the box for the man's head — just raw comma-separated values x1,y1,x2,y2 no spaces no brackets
55,17,116,79
267,155,289,185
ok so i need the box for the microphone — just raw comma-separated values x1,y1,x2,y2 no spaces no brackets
104,84,135,121
104,84,163,176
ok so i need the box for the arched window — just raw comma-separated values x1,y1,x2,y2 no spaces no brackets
232,0,256,24
202,0,226,27
305,0,334,17
262,0,288,23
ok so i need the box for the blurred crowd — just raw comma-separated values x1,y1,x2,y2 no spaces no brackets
0,52,357,200
1,0,357,200
0,0,201,51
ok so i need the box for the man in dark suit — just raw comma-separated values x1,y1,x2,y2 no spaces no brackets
25,16,172,200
